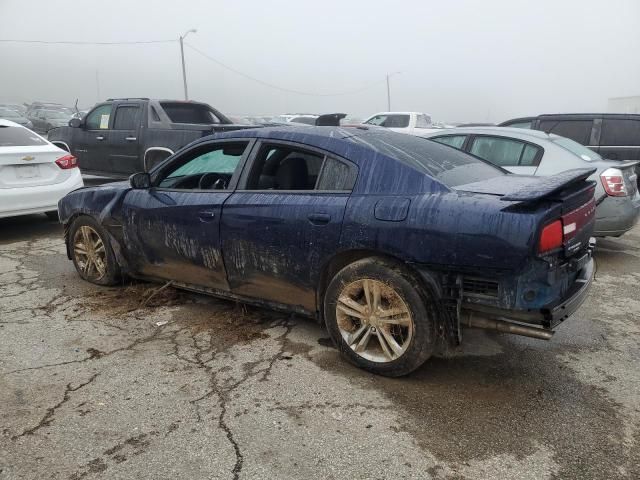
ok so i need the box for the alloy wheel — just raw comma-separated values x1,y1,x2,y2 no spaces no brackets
73,225,107,281
336,278,414,363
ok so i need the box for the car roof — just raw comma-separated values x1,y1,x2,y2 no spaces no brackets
0,119,23,127
424,126,556,141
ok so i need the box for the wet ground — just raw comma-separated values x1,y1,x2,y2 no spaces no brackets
1,214,639,479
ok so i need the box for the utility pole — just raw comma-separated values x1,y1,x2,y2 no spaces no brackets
179,29,197,100
386,72,401,111
386,74,391,111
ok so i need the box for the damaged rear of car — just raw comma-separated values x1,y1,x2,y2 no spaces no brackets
58,127,596,377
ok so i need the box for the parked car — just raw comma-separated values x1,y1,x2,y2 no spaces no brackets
48,98,254,177
59,126,596,376
0,103,28,115
0,107,33,129
25,102,73,117
0,119,83,219
362,112,436,136
423,127,640,237
28,109,72,134
499,113,640,161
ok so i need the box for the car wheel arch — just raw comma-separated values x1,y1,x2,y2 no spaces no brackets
64,213,129,273
315,249,443,324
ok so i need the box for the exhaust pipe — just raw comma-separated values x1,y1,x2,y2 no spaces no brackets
461,312,554,340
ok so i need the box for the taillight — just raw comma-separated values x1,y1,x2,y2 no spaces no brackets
600,168,627,197
538,220,563,253
55,154,78,169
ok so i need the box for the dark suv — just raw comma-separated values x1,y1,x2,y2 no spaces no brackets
499,114,640,161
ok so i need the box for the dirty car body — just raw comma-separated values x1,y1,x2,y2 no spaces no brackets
59,127,597,375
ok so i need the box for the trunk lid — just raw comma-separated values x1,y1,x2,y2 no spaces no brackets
0,145,71,189
456,168,597,258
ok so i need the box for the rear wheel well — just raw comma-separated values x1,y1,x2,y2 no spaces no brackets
316,250,442,324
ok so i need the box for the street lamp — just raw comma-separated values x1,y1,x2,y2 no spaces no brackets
386,71,401,111
179,28,197,100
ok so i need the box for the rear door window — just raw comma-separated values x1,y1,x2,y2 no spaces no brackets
431,135,467,149
113,105,140,130
0,125,47,146
600,119,640,146
537,119,593,145
470,136,541,167
316,157,357,191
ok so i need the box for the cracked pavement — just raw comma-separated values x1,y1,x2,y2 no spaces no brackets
1,214,639,480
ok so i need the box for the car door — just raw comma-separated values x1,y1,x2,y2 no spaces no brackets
74,103,113,173
599,117,640,161
220,140,357,313
107,102,142,175
467,135,542,175
121,139,252,290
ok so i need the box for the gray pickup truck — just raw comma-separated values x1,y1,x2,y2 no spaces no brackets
48,98,252,177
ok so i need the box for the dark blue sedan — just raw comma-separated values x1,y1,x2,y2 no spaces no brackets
59,127,596,376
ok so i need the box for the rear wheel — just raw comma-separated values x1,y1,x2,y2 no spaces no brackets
323,258,436,377
68,216,120,285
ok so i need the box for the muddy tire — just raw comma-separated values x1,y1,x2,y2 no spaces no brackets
323,257,436,377
68,216,120,286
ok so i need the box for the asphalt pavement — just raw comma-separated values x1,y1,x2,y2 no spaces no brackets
1,214,638,480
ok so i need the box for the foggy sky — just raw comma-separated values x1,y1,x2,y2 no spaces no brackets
1,0,639,122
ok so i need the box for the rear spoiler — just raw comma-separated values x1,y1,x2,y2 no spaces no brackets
501,168,596,202
315,113,347,126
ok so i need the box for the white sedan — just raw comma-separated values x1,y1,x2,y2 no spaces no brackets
0,119,83,219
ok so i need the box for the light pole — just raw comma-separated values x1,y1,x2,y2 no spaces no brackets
179,29,197,100
386,71,401,111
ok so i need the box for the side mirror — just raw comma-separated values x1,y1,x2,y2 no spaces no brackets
69,118,82,128
129,172,151,189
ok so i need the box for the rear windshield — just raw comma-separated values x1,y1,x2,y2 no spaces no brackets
351,132,504,187
552,136,602,162
160,102,221,124
365,114,410,128
0,125,47,146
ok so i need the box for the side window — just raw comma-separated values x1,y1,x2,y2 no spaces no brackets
506,120,532,129
520,144,541,166
538,120,592,145
317,157,357,191
245,144,325,190
415,114,431,128
113,105,140,130
157,142,247,190
600,119,640,146
470,136,530,167
85,104,112,130
431,135,467,149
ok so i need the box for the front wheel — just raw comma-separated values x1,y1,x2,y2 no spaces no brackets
68,216,120,285
323,258,436,377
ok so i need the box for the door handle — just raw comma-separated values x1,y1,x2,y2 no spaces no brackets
96,136,105,141
307,213,331,225
198,210,217,222
125,136,137,141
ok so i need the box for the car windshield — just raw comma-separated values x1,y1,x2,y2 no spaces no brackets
0,125,47,146
351,132,505,187
552,136,602,161
365,114,410,128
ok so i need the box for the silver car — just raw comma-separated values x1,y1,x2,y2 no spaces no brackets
423,127,640,237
